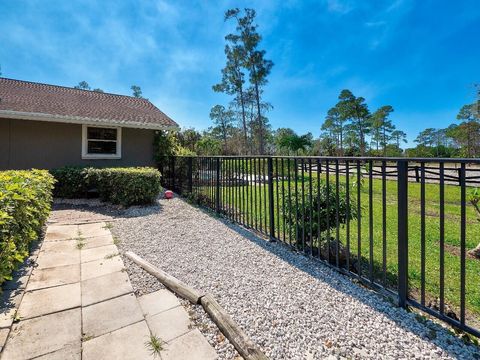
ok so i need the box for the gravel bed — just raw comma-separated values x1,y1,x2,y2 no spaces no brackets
112,197,480,360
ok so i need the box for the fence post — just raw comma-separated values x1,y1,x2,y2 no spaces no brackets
397,160,409,308
188,157,193,193
215,158,221,213
158,159,165,188
414,166,420,183
267,157,275,241
171,156,176,192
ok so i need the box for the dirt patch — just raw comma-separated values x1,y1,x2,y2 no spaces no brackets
49,201,119,224
433,240,479,260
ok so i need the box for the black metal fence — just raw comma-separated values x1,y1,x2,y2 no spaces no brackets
159,156,480,337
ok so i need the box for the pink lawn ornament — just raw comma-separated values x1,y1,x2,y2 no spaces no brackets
164,190,174,199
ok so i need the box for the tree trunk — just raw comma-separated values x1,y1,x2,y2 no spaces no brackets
382,127,386,156
251,64,264,155
222,123,228,154
254,83,264,154
238,87,249,154
339,127,343,156
358,121,365,156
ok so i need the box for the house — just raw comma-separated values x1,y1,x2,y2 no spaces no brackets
0,78,178,170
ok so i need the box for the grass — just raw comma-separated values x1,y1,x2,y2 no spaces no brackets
145,334,163,358
81,334,94,342
103,222,114,230
113,235,121,245
75,236,86,250
192,172,480,328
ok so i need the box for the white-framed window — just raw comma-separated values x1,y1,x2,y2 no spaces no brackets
82,125,122,159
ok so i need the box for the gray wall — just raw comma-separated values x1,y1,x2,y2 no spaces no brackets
0,118,156,170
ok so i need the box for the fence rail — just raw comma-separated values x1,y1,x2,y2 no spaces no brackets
159,155,480,337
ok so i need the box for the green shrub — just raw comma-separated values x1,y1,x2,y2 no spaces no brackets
87,167,162,206
50,166,90,198
281,180,358,252
50,166,162,206
0,170,55,284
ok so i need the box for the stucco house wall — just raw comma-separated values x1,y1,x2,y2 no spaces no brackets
0,118,156,170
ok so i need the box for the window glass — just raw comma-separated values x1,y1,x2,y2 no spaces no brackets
87,140,117,154
87,127,117,141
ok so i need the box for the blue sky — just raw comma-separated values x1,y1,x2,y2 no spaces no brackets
1,0,479,146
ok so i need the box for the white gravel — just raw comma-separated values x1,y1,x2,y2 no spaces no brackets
112,197,480,360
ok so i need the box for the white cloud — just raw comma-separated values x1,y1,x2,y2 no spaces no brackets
365,21,387,27
326,0,355,14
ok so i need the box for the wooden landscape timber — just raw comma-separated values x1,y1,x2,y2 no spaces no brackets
124,251,269,360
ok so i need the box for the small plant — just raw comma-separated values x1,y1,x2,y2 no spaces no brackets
113,236,121,245
281,180,358,259
104,253,119,259
82,334,94,342
350,163,368,189
12,310,21,323
145,334,163,358
76,235,85,250
103,223,114,230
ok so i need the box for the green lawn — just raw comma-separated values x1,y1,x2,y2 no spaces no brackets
193,172,480,326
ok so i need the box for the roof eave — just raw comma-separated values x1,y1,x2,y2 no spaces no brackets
0,110,179,131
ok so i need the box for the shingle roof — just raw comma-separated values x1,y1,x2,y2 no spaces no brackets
0,77,178,130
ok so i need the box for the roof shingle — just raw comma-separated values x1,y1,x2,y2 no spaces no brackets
0,77,178,129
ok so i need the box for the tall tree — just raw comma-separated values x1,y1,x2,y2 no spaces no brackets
456,101,480,157
274,128,296,155
414,128,436,147
391,130,407,148
370,105,394,155
131,85,143,98
289,133,313,155
322,106,346,155
225,8,273,154
177,128,201,153
336,90,370,156
213,44,249,152
209,105,235,153
274,130,312,155
74,81,103,92
74,81,91,90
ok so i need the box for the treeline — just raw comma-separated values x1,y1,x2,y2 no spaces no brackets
158,84,478,158
407,97,480,158
163,87,403,157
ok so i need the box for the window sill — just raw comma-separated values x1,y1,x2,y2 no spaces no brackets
82,154,122,160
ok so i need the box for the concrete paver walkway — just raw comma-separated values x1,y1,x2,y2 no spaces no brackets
0,222,217,360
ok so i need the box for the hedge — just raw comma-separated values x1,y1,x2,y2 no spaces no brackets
50,166,90,198
0,170,55,285
88,167,162,206
51,167,162,206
